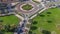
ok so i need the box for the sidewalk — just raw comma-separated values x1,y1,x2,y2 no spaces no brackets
15,14,24,20
30,8,47,19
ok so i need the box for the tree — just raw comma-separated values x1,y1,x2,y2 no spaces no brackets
28,30,32,34
9,24,17,32
47,12,52,14
30,26,37,30
47,20,52,23
0,31,4,34
39,14,45,17
32,21,37,25
4,24,17,32
0,24,5,32
4,24,10,32
0,20,3,22
42,30,51,34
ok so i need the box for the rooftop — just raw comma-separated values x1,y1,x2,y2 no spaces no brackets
0,0,19,3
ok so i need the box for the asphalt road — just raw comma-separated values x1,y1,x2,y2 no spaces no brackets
16,1,43,17
15,14,28,34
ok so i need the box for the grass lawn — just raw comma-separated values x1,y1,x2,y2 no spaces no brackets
31,8,60,34
0,15,20,25
0,15,20,34
5,32,13,34
22,4,33,10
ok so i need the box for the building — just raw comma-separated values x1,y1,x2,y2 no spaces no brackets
0,0,19,3
0,0,29,3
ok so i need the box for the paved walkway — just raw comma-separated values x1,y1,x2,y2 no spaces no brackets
15,14,24,20
30,8,47,19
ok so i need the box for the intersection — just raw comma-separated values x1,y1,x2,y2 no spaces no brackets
0,0,60,34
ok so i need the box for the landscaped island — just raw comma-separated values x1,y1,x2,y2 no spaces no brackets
22,4,33,10
0,15,20,34
29,8,60,34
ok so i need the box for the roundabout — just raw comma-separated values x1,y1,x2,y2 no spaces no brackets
0,0,43,34
0,0,60,34
16,1,41,16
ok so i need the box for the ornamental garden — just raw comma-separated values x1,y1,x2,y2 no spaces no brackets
22,4,33,10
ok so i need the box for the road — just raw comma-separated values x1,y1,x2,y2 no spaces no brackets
30,1,47,19
14,0,46,34
17,15,28,34
14,14,29,34
16,0,43,17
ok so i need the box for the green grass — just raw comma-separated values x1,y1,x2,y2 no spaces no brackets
31,8,60,34
5,32,13,34
22,4,33,10
0,15,20,25
0,15,20,34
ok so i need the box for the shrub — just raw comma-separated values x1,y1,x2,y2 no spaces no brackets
30,26,37,30
47,20,52,23
47,12,52,14
39,14,45,17
0,20,3,22
28,30,32,34
42,30,51,34
0,31,4,34
32,21,37,25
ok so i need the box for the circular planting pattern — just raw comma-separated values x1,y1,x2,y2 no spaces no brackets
22,4,33,10
16,3,34,13
16,2,40,14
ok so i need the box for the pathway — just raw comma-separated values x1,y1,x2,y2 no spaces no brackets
30,8,47,19
15,14,24,20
